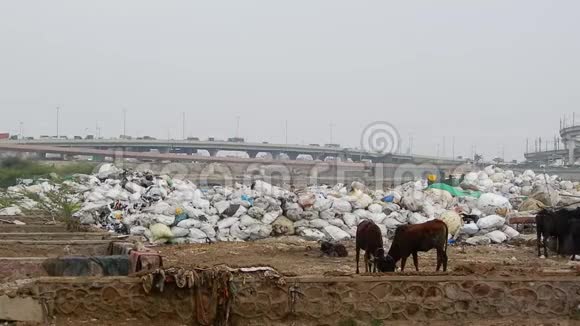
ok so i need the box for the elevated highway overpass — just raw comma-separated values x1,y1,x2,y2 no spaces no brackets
0,142,471,188
525,125,580,165
1,139,463,165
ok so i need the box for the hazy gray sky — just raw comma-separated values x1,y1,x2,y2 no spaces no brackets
1,1,579,161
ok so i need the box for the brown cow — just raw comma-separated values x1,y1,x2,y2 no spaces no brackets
384,220,448,272
355,220,390,273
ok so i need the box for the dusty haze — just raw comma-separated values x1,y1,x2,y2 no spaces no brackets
1,1,579,161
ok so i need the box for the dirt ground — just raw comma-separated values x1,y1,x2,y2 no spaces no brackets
156,235,580,277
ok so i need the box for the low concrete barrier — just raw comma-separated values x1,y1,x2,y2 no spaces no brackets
5,273,580,325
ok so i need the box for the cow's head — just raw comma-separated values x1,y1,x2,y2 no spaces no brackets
374,248,396,272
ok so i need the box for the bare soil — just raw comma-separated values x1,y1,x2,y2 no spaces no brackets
155,235,580,277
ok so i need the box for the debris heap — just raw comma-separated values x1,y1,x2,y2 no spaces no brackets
2,164,578,245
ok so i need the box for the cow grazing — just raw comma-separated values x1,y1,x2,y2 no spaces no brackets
384,220,449,272
355,220,390,273
320,241,348,257
536,208,580,258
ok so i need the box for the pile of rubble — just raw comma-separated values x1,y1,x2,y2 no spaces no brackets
1,164,578,246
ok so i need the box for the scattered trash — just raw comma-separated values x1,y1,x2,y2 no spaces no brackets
1,164,576,246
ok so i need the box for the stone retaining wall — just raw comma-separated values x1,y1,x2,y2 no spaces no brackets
7,274,580,325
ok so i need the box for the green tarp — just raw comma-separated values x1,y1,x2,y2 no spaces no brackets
428,183,481,198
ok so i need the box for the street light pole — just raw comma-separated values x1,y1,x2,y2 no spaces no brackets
285,120,288,144
329,122,334,144
56,107,60,138
19,122,23,140
452,136,455,159
123,108,127,138
182,112,186,140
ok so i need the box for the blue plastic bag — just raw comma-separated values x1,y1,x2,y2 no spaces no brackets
382,195,395,203
241,194,254,206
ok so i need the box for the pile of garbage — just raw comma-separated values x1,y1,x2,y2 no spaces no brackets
1,163,579,246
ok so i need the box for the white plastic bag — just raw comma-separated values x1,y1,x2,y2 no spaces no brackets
342,213,359,228
189,228,209,240
332,199,352,213
477,193,512,215
240,215,261,227
368,204,383,214
501,225,520,239
262,210,281,225
230,222,250,241
314,198,333,212
247,207,266,219
310,219,330,229
477,215,506,230
246,224,273,240
170,226,189,238
297,227,326,241
460,222,479,235
177,219,202,229
217,217,239,229
322,225,350,241
154,214,176,226
465,235,491,246
485,230,507,243
409,213,427,225
130,226,148,236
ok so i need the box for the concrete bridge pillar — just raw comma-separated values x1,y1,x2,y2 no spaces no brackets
287,153,299,160
271,151,281,160
567,140,576,165
247,151,260,158
208,149,219,157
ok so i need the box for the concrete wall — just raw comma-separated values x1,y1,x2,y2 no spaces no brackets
7,274,580,324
